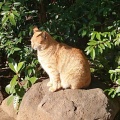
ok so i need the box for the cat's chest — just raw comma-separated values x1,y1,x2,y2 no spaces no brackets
37,55,42,63
37,55,46,64
37,55,47,69
37,54,52,66
37,55,54,74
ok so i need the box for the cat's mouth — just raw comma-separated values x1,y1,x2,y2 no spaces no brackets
32,44,40,50
34,47,37,50
32,43,47,51
32,45,44,51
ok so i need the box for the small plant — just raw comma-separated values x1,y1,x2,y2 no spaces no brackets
85,26,120,98
5,58,38,111
106,67,120,98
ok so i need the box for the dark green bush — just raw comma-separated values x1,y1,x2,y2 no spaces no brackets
0,0,41,110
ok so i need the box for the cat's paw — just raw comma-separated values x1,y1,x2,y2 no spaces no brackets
47,81,52,87
49,82,61,92
49,87,57,92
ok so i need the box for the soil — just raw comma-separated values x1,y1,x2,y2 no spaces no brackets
0,64,12,99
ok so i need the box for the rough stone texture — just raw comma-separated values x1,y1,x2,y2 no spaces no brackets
0,85,3,105
17,79,120,120
0,107,15,120
17,79,49,120
1,97,17,119
0,91,3,105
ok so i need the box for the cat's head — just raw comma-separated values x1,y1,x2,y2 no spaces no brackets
30,26,48,51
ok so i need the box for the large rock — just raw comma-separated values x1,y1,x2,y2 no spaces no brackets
1,96,17,119
17,79,120,120
0,107,15,120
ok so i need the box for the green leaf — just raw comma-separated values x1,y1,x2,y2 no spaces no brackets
8,58,18,73
9,13,16,26
106,42,112,48
116,79,120,85
108,32,111,40
14,63,18,73
27,68,33,76
90,68,95,73
10,75,18,93
98,45,103,54
117,93,120,97
91,31,96,40
13,2,21,6
7,95,14,105
115,40,120,46
99,43,105,50
2,15,8,26
1,11,9,15
111,91,116,98
8,63,16,73
109,70,115,74
85,46,93,55
87,40,97,45
17,61,25,73
2,5,10,11
110,73,113,80
103,41,108,47
115,69,120,73
10,75,18,87
0,2,3,9
29,77,38,84
14,47,21,52
12,11,19,17
96,32,101,40
5,84,11,94
82,30,87,37
116,86,120,93
90,49,95,60
108,88,114,95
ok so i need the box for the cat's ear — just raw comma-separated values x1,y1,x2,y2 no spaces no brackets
33,26,40,33
42,31,47,40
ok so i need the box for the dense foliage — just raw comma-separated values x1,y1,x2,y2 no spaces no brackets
0,0,120,110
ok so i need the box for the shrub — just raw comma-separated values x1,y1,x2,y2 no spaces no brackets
0,0,41,110
5,58,38,110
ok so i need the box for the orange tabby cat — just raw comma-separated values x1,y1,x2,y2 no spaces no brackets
30,26,91,92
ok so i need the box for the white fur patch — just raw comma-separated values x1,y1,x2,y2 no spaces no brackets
61,81,70,89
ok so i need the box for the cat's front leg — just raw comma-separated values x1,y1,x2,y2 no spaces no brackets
48,73,61,92
49,80,61,92
47,81,52,87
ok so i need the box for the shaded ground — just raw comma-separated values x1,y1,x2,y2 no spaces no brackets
0,66,11,99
